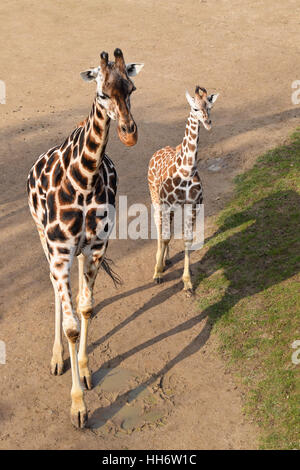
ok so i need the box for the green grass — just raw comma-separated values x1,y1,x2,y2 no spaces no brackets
195,130,300,449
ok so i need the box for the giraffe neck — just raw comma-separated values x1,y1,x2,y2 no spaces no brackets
68,97,111,190
178,111,200,177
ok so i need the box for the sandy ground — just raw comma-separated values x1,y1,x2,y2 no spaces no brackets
0,0,300,449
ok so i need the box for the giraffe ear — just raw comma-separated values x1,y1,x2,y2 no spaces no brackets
185,91,196,109
208,93,219,104
80,67,100,82
126,63,144,77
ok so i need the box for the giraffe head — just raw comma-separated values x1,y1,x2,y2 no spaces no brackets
80,48,144,146
185,86,219,130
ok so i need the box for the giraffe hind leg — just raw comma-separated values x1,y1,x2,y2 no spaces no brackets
163,243,171,266
182,239,193,297
153,217,164,283
50,273,64,375
163,212,174,268
77,249,105,390
153,208,172,283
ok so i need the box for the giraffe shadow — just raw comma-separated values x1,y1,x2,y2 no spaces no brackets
1,101,299,379
58,241,189,377
88,189,300,428
88,248,189,351
1,100,300,303
62,250,186,373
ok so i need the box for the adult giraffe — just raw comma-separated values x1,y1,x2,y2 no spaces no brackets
27,48,143,428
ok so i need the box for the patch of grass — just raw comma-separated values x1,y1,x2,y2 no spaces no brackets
196,129,300,449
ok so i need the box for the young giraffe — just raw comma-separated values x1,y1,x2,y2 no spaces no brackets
148,86,219,295
27,48,143,428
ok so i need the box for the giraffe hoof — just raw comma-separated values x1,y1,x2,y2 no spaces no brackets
80,374,93,390
185,288,194,298
154,277,163,284
50,357,64,376
71,408,88,429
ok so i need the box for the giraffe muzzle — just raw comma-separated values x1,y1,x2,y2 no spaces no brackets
118,122,138,146
204,120,212,130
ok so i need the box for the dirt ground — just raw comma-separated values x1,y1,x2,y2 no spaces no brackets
0,0,300,450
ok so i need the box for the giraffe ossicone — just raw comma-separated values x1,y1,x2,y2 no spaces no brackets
148,85,219,295
27,48,143,428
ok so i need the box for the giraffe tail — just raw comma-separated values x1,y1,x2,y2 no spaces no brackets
100,257,122,287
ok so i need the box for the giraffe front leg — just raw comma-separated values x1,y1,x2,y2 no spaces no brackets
37,229,64,375
51,260,87,428
77,252,102,390
64,302,87,429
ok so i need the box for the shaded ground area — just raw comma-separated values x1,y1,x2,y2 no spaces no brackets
0,0,299,449
194,135,300,449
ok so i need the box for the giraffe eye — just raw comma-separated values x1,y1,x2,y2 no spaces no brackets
99,93,109,100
